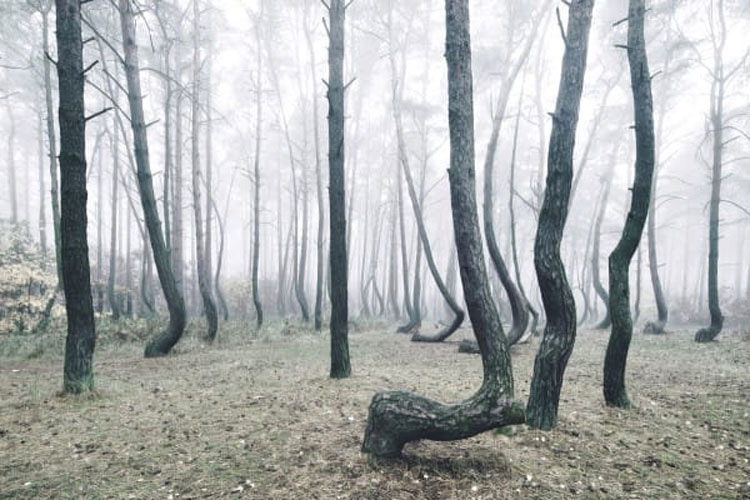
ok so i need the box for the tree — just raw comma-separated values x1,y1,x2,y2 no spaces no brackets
591,146,617,329
526,0,595,430
190,0,218,342
327,0,351,379
361,0,525,458
118,0,187,357
251,0,264,329
107,118,120,319
603,0,656,408
56,0,96,394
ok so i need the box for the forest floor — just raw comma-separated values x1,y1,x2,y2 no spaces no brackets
1,319,749,499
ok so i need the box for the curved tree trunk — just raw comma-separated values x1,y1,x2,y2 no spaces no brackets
212,198,229,321
191,0,218,343
57,0,96,394
363,1,524,458
604,0,655,407
696,1,727,343
526,0,594,431
591,148,616,329
119,0,187,357
252,2,264,328
327,0,351,379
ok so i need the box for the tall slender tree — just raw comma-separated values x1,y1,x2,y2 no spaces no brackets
56,0,96,393
603,0,656,408
327,0,351,379
526,0,594,430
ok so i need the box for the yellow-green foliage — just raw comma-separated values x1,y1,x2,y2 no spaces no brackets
0,224,58,334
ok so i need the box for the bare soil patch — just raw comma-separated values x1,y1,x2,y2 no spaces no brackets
1,322,749,499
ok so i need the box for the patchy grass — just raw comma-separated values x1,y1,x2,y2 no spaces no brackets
1,321,749,499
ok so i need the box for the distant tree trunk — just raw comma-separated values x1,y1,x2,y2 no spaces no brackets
396,167,413,325
387,193,400,318
509,94,539,339
140,235,156,315
303,17,325,331
95,133,104,283
6,104,18,225
191,0,218,342
172,81,184,296
41,5,63,288
362,0,525,458
592,148,616,329
56,0,96,394
252,2,264,328
119,0,187,357
37,109,48,264
603,0,656,408
327,0,351,379
212,198,229,321
162,43,172,260
108,118,121,320
695,0,728,343
526,0,594,430
386,9,464,342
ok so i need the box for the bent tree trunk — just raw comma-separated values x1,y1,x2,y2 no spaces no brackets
643,174,668,333
386,18,464,342
362,0,525,458
327,0,351,379
57,0,96,394
119,0,187,357
592,147,616,329
603,0,655,407
695,0,727,343
191,0,219,343
527,0,594,430
251,2,264,328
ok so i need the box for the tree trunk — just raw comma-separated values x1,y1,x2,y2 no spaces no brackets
252,2,264,328
327,0,351,379
191,0,218,342
108,117,120,320
119,0,187,357
526,0,594,430
56,0,96,394
603,0,656,408
363,0,524,458
37,109,48,265
643,128,668,334
303,6,325,331
386,9,464,342
212,197,229,321
695,0,727,343
6,103,18,225
173,82,184,297
592,147,616,329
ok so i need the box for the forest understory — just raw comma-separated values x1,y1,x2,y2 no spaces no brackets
1,321,749,500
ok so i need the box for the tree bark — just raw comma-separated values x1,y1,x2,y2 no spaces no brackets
56,0,96,394
119,0,187,357
37,109,47,265
363,0,524,458
327,0,351,379
603,0,655,407
526,0,594,430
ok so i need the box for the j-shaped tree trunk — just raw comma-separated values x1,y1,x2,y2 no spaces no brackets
362,0,525,458
509,92,539,340
481,3,548,348
592,146,616,329
191,0,218,342
327,0,351,379
56,0,96,394
603,0,656,408
108,117,121,320
695,0,732,343
251,1,264,329
385,12,464,342
119,0,186,357
526,0,594,430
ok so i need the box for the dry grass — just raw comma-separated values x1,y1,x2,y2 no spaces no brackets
1,321,749,499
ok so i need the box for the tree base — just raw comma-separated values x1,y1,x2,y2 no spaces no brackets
397,318,420,334
695,325,721,343
362,389,525,458
458,339,480,354
643,320,666,335
411,312,464,343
